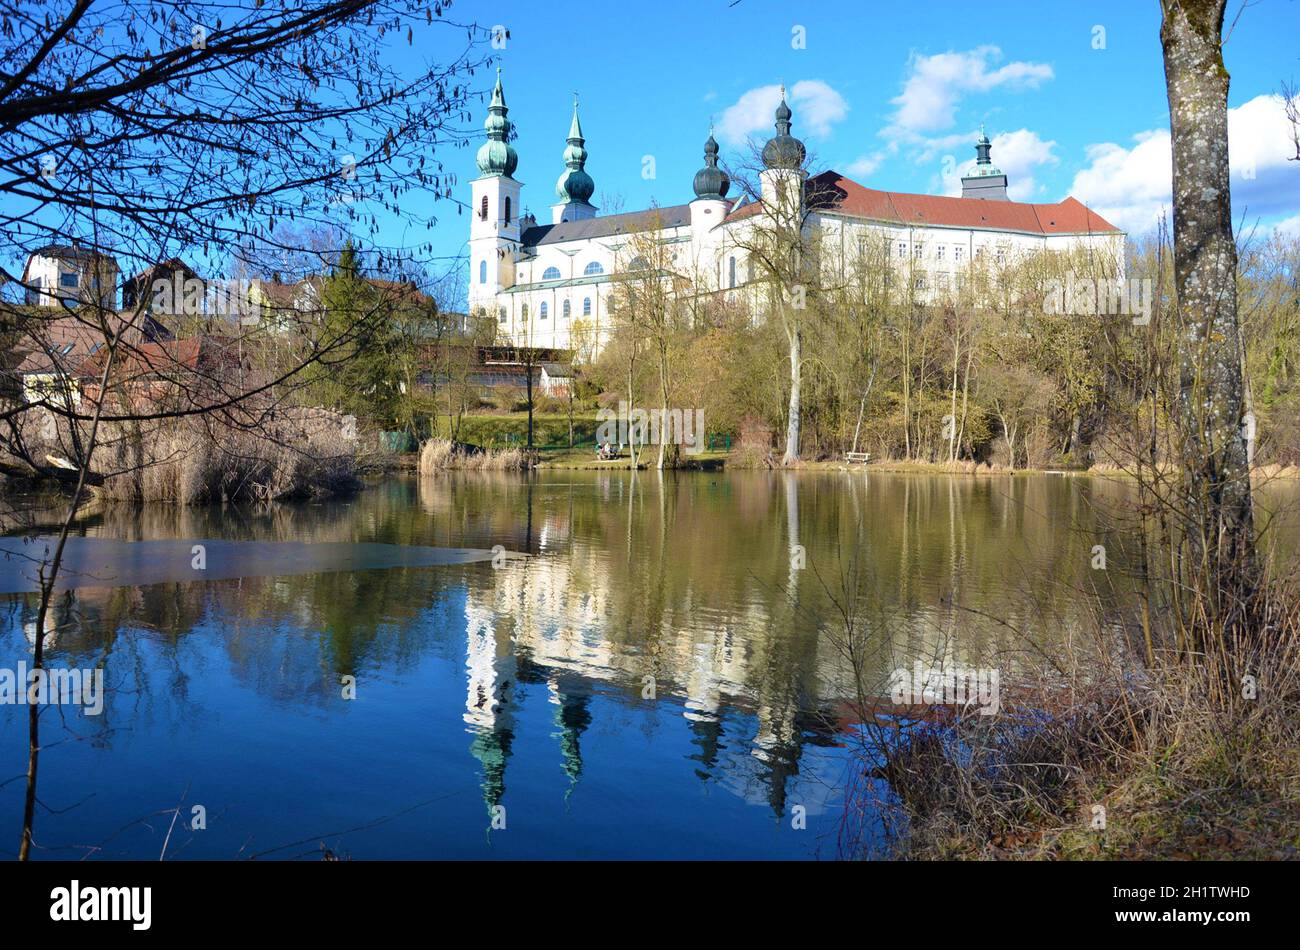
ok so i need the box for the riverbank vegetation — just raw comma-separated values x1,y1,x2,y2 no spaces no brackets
832,1,1300,861
418,437,528,473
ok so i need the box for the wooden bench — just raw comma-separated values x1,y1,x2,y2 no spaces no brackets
844,452,871,464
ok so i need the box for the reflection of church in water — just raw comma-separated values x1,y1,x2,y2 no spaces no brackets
460,528,824,818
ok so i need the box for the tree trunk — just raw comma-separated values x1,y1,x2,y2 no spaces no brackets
1160,0,1256,627
783,322,802,466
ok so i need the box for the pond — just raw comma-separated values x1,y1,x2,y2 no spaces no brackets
1,471,1295,859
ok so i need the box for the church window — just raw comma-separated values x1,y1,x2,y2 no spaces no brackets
543,266,561,280
522,303,529,319
504,197,512,224
540,302,548,320
583,297,592,316
480,196,488,221
728,256,736,288
584,261,604,276
563,300,571,319
479,260,487,284
498,307,507,324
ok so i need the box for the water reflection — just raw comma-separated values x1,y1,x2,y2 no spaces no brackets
3,471,1290,858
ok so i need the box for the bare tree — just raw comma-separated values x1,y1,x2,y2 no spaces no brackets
1159,0,1257,639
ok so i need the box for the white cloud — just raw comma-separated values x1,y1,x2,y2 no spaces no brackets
1276,214,1300,238
1067,94,1300,234
716,80,849,145
888,46,1052,135
846,152,884,179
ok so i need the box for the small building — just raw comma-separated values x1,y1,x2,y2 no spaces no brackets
5,311,171,406
539,362,573,398
121,259,200,311
21,245,119,311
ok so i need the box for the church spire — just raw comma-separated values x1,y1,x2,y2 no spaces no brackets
476,68,518,178
555,95,595,205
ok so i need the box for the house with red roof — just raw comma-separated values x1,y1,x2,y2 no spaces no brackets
467,76,1124,356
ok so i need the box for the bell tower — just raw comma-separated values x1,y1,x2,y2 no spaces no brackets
469,69,523,318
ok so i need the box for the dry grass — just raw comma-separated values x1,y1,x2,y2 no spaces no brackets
840,609,1300,860
417,438,529,474
92,409,361,504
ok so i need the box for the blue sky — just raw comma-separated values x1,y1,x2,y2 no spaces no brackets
406,0,1299,300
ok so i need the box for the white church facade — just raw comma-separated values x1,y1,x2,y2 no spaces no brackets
467,72,1125,357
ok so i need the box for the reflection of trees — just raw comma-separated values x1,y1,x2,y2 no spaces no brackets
3,470,1155,824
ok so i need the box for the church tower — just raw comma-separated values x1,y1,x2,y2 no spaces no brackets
552,98,597,224
760,88,807,211
469,69,522,318
960,125,1009,200
689,128,731,288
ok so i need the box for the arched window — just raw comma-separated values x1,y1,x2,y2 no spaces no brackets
583,261,604,276
728,256,736,288
543,266,561,280
479,196,488,221
504,197,512,224
540,301,548,320
498,307,507,323
582,297,592,316
522,303,529,319
479,260,487,284
562,300,571,319
629,255,648,271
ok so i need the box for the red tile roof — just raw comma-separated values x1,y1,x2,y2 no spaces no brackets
725,171,1121,235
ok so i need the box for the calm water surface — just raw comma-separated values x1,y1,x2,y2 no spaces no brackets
1,471,1296,859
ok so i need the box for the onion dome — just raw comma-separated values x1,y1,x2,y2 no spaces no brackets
692,130,731,200
761,87,806,170
555,99,595,203
476,69,518,178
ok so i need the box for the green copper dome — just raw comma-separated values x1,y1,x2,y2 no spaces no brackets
968,124,1003,178
762,89,806,170
476,70,518,178
555,101,595,203
693,131,730,200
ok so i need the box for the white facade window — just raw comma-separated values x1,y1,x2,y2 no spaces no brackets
583,297,591,316
996,248,1006,264
897,242,906,259
954,246,964,263
563,300,571,319
935,246,945,261
543,266,561,280
913,243,924,260
584,261,604,276
479,260,487,284
728,256,736,288
540,302,548,320
914,275,926,290
498,307,507,323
